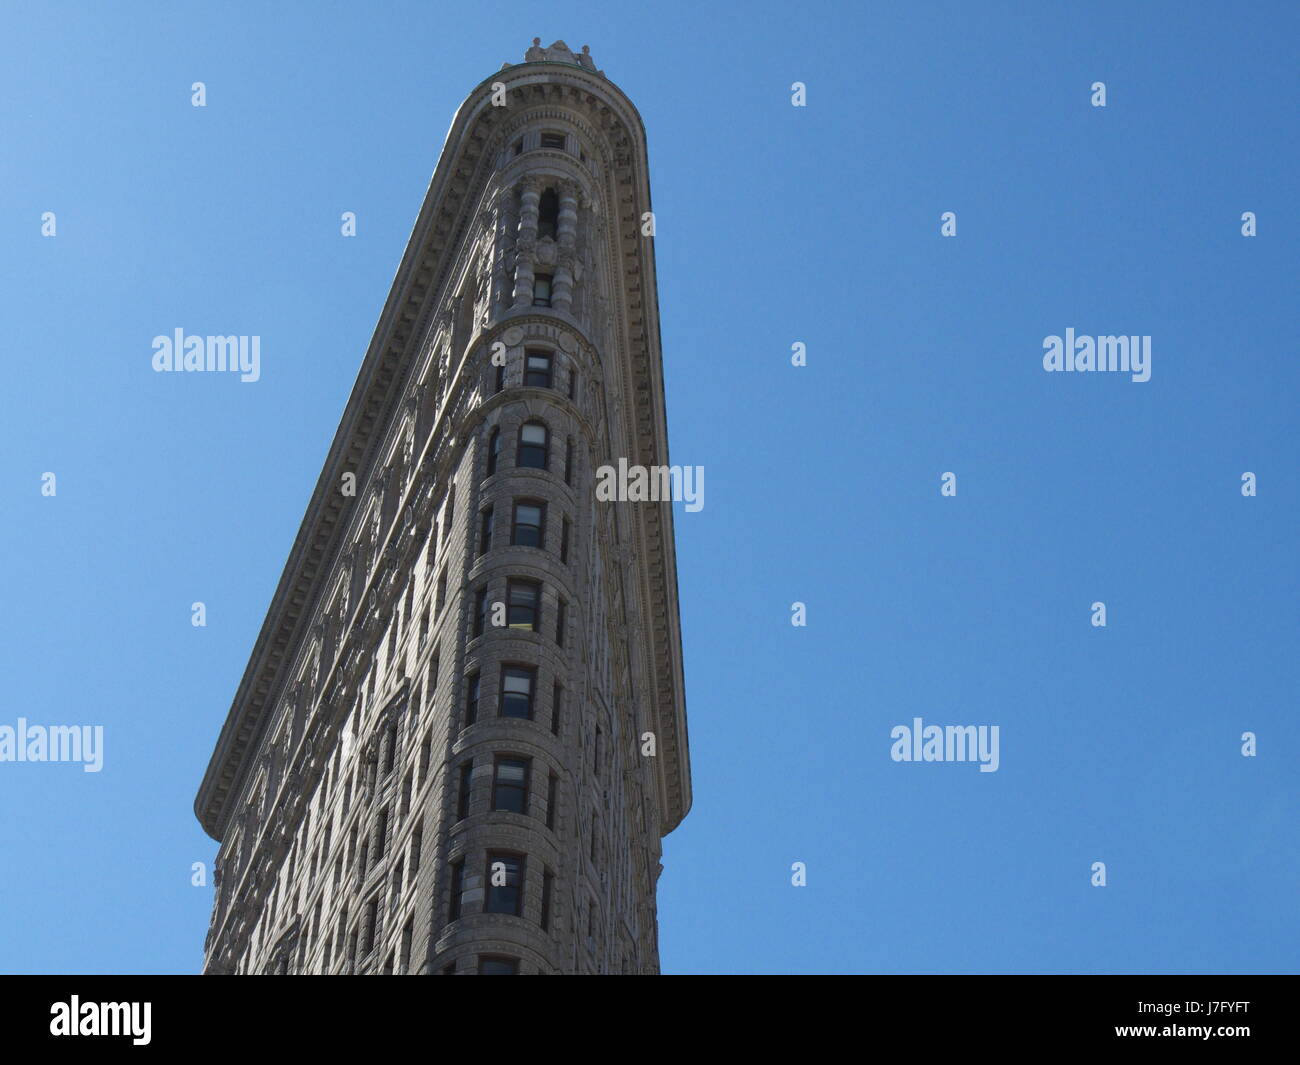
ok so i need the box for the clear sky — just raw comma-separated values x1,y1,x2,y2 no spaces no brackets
1,1,1296,975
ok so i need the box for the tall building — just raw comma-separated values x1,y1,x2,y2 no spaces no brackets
194,39,691,975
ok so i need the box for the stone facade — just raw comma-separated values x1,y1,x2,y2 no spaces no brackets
193,39,690,975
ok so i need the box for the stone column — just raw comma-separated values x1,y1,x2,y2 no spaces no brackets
512,177,541,307
552,180,580,313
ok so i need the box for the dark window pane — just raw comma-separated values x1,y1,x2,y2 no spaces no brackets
500,667,535,720
518,423,548,469
484,854,523,915
492,757,529,814
525,353,553,388
512,502,545,547
507,580,540,631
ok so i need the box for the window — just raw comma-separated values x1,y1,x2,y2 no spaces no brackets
499,665,536,720
484,852,524,915
473,588,488,638
551,682,562,736
419,607,429,645
427,652,439,694
456,762,473,821
556,599,566,647
564,436,573,485
538,186,560,238
532,274,553,307
436,571,447,614
442,487,455,541
419,729,433,786
525,351,553,388
541,869,554,931
478,956,519,975
487,427,501,476
492,757,530,814
568,364,578,400
449,859,464,920
546,772,557,829
518,422,549,469
374,806,390,861
381,723,398,776
494,361,504,393
507,579,541,630
409,825,422,884
540,132,565,150
363,897,379,954
594,727,601,779
465,671,480,726
560,517,570,564
477,506,494,557
512,138,523,156
400,918,414,975
511,500,545,548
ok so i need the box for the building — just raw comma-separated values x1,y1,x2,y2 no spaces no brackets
193,39,691,975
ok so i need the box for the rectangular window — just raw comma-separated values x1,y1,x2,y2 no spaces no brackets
492,756,530,814
511,501,546,548
564,437,573,486
518,423,548,469
500,665,536,720
560,517,570,564
551,682,562,736
436,571,447,614
532,274,553,307
400,918,414,975
449,859,464,920
540,131,565,150
419,607,429,646
525,351,553,388
363,897,379,954
456,762,473,821
541,869,554,931
409,825,422,884
506,579,540,631
494,362,505,393
473,587,488,638
484,852,524,915
568,364,577,400
374,806,390,862
478,506,494,557
442,488,455,542
419,730,432,786
546,772,557,830
556,599,566,648
465,671,480,726
478,956,520,974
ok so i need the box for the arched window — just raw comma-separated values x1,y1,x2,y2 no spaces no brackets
486,427,501,475
538,187,559,239
517,422,549,469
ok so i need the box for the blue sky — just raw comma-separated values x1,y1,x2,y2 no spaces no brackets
1,1,1296,974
